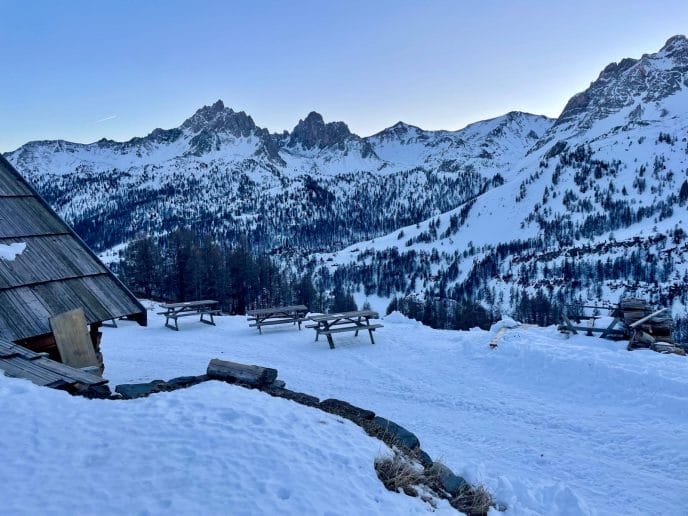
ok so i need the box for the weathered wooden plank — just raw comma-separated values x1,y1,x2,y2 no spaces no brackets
628,308,669,329
318,324,383,335
160,300,219,309
0,197,70,238
34,357,106,385
308,310,379,321
249,318,302,327
0,235,107,289
0,160,33,196
246,305,307,316
50,308,99,369
0,356,67,387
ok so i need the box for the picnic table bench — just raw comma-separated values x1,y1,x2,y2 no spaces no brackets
306,310,383,349
157,300,221,331
246,305,308,334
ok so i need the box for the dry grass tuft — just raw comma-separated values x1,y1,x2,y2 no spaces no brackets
450,484,494,515
374,451,424,495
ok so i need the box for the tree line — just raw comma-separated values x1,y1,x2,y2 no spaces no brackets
118,229,359,315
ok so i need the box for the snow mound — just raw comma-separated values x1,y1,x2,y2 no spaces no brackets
0,374,448,515
489,317,521,333
0,242,26,261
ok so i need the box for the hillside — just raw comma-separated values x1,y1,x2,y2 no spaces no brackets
4,104,550,254
317,35,688,324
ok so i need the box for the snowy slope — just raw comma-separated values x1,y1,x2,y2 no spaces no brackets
96,308,688,515
0,363,451,515
4,103,552,254
321,35,688,317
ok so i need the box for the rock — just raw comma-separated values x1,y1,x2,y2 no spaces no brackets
263,387,320,408
115,380,168,399
319,399,375,423
271,379,286,389
76,383,112,399
167,375,209,388
207,359,278,387
430,462,468,497
369,416,420,450
416,449,433,468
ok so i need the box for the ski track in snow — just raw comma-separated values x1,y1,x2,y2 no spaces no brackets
94,307,688,515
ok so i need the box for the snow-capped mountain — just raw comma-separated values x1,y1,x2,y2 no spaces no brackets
6,35,688,324
5,102,550,254
316,35,688,322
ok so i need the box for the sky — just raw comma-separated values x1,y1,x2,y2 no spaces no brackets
1,0,687,152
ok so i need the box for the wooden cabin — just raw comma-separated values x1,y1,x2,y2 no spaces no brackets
0,155,146,368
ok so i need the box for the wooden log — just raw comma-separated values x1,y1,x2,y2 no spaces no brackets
628,308,668,329
206,359,278,387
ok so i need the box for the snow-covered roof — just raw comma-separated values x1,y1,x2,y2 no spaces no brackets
0,155,146,342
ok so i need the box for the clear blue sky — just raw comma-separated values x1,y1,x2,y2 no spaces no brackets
1,0,687,152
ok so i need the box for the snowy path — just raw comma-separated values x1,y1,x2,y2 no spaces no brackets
100,308,688,515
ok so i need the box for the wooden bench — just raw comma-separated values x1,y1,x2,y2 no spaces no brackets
157,300,221,331
246,305,308,334
307,310,383,349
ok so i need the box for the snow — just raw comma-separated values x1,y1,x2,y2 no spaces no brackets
1,307,686,514
77,307,688,515
0,362,449,515
0,242,26,261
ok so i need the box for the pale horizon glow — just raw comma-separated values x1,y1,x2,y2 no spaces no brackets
1,0,687,152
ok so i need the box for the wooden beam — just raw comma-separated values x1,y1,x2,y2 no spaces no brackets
628,308,669,329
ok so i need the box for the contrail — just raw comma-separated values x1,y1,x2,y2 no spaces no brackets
95,115,117,123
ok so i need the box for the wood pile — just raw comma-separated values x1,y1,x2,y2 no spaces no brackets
618,298,685,355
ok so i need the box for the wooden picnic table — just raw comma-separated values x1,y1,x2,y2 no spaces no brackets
246,305,308,334
306,310,383,349
158,300,221,331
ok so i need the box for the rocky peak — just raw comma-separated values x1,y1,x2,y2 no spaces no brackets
181,100,258,137
288,112,353,150
373,121,422,139
554,35,688,133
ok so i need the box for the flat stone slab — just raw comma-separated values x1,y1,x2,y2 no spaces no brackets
367,416,421,450
319,399,375,423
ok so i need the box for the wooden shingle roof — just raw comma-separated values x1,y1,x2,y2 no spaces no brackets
0,155,146,342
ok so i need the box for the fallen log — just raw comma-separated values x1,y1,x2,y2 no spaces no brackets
207,358,278,387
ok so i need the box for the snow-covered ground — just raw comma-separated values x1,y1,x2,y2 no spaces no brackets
0,353,449,515
98,307,687,515
2,307,687,515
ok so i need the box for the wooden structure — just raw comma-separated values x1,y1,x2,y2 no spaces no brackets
158,300,221,330
0,155,146,367
246,305,308,334
559,298,684,355
306,310,383,349
50,308,100,369
0,337,107,392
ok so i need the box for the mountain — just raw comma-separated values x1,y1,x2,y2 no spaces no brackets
5,102,551,255
6,35,688,326
313,35,688,325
